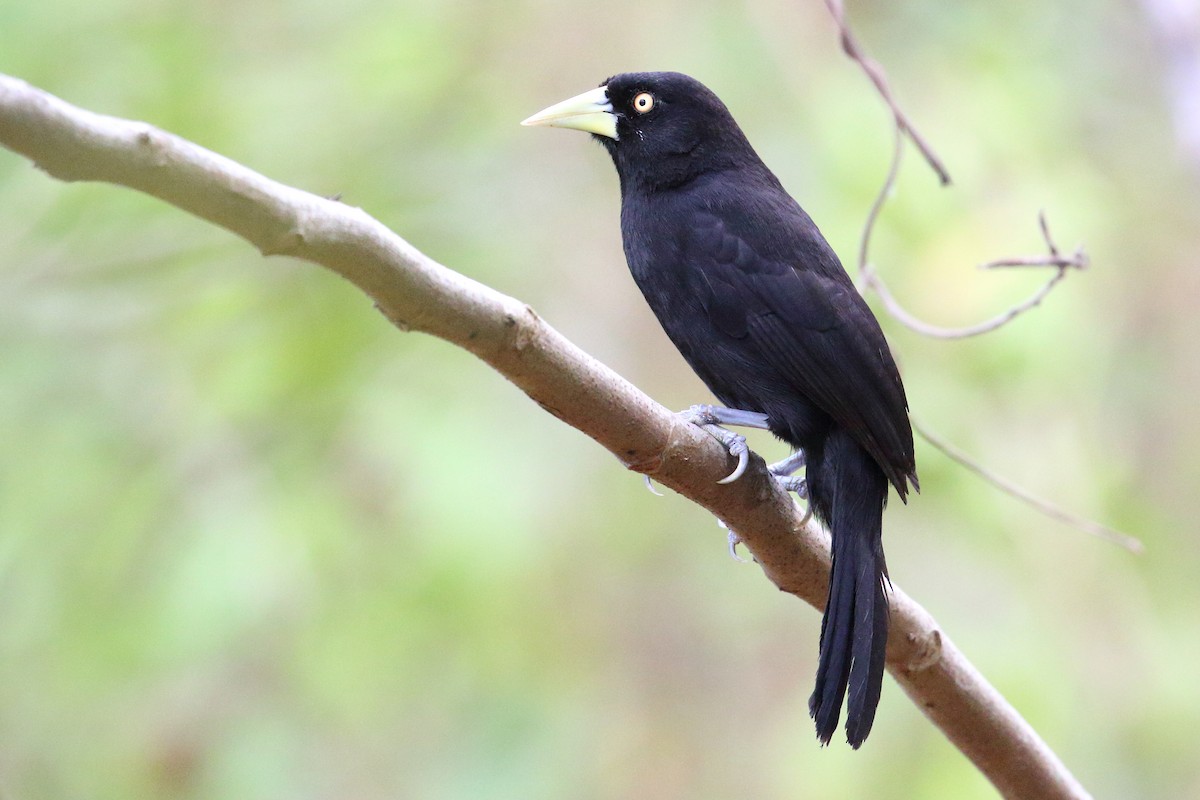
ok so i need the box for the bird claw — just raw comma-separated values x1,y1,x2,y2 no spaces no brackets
765,449,813,519
772,473,813,524
716,518,750,563
715,431,751,484
727,529,750,563
676,405,767,485
769,449,810,511
643,475,664,496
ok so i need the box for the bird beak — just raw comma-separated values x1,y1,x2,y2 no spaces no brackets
521,85,618,140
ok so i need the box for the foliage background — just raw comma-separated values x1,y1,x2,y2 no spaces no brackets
1,0,1196,797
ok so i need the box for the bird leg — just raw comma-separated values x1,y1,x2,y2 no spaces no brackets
768,450,808,495
677,404,770,483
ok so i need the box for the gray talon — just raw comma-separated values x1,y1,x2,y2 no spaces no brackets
643,475,664,496
727,530,749,562
772,473,813,524
717,443,750,484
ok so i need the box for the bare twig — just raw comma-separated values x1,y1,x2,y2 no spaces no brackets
852,124,1084,339
981,212,1090,271
823,0,951,184
854,120,904,294
913,417,1144,553
825,2,1085,340
822,5,1118,553
0,74,1091,799
864,219,1081,340
854,131,1083,340
981,255,1086,269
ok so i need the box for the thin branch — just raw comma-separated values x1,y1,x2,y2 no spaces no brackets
853,129,1083,340
0,74,1091,800
854,119,904,294
825,2,1085,340
865,238,1076,340
822,5,1118,556
980,212,1090,271
823,0,952,184
981,255,1086,270
853,123,1083,339
913,417,1144,553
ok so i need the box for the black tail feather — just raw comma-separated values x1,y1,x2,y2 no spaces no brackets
809,532,855,744
807,431,890,748
844,552,889,747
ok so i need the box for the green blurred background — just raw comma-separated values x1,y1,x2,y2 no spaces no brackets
1,0,1196,797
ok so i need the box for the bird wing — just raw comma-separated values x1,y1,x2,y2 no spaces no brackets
687,209,917,498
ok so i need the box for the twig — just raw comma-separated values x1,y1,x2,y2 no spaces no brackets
854,120,904,294
0,74,1092,799
913,417,1144,554
853,122,1084,339
823,0,951,185
822,4,1121,559
854,133,1082,340
825,2,1085,340
980,212,1090,271
864,224,1079,340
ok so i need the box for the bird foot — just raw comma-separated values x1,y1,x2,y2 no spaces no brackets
677,405,770,484
774,475,808,497
768,450,809,496
766,450,812,521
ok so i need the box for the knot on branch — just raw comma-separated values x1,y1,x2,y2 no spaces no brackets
905,628,944,672
133,124,170,168
261,227,305,257
502,304,540,352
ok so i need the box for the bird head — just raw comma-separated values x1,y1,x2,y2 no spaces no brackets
522,72,760,191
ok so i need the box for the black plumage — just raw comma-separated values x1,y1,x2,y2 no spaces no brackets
524,71,917,748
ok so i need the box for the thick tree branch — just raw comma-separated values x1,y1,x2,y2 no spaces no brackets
0,74,1090,800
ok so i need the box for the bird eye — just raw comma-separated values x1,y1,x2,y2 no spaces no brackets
632,92,655,114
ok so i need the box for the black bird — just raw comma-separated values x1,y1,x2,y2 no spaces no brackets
522,72,917,748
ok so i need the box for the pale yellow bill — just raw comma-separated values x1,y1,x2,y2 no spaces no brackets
520,85,617,140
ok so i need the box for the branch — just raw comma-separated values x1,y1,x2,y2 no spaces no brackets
864,207,1088,340
822,0,951,184
826,1,1085,340
0,74,1091,800
912,418,1143,554
854,118,1085,338
822,4,1128,551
